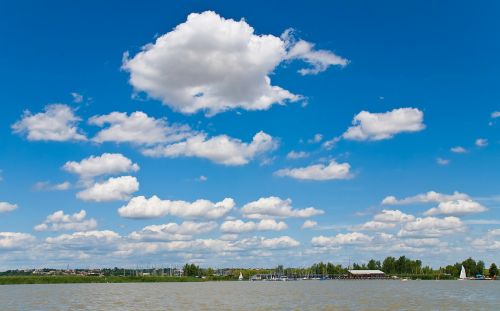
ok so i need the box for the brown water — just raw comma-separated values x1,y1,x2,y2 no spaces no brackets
0,280,498,310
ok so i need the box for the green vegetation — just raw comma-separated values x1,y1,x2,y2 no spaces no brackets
0,275,205,285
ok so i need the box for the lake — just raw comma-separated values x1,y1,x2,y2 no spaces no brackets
0,280,498,310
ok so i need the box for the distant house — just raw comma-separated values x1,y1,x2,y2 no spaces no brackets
347,270,385,279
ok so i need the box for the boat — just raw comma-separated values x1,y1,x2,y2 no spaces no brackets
238,272,244,281
459,265,467,280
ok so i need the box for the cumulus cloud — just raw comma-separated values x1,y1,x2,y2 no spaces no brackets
34,210,97,232
475,138,488,147
275,160,351,181
352,221,396,231
397,216,465,238
118,196,235,219
450,146,467,153
123,11,345,115
491,111,500,118
46,230,121,246
307,133,323,144
301,220,318,229
424,200,487,216
0,232,35,249
76,176,139,202
129,221,217,241
241,196,323,219
286,151,309,160
342,108,425,141
381,191,470,205
142,131,277,165
12,104,86,141
89,111,193,145
260,236,299,249
63,153,139,180
220,219,288,233
436,158,450,166
34,181,70,191
311,232,372,247
0,202,18,213
373,209,415,223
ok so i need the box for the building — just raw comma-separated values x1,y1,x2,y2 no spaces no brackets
347,270,385,279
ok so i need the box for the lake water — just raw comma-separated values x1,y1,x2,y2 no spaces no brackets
0,280,498,310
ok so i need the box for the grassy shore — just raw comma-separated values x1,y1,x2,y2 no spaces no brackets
0,275,217,285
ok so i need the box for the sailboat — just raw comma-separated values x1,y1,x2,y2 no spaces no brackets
238,272,244,281
459,265,467,280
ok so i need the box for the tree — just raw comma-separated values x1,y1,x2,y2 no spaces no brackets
489,263,498,278
382,257,396,274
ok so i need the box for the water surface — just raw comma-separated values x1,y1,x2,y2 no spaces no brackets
1,280,498,310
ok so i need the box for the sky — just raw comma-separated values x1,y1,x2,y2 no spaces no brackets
0,0,499,270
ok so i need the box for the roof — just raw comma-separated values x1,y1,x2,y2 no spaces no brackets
348,270,385,275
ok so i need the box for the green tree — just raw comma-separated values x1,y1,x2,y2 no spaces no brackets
489,263,498,277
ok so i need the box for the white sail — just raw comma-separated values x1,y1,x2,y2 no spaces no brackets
459,266,467,280
238,272,244,281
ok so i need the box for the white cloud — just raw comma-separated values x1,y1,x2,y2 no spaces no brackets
129,221,217,241
46,230,120,246
286,151,309,160
373,209,415,223
397,216,465,238
241,196,324,219
0,202,18,213
342,108,425,141
311,232,372,247
436,158,450,166
0,232,35,249
220,219,288,233
381,191,469,205
260,236,299,249
450,146,467,153
301,220,317,229
352,221,396,231
142,131,277,166
307,133,323,144
76,176,139,202
424,200,487,216
34,181,70,191
12,104,86,141
34,210,97,232
275,160,351,181
123,11,345,115
283,29,348,75
475,138,488,147
89,111,193,145
118,196,235,219
491,111,500,118
63,153,139,180
198,175,208,182
71,92,83,103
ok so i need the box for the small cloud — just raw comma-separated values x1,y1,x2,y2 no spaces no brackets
475,138,488,147
301,220,317,229
307,134,323,144
491,111,500,119
198,175,208,182
436,158,450,166
286,151,309,160
34,181,71,191
450,146,467,154
71,92,83,104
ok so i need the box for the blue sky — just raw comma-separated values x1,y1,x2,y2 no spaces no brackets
0,0,499,269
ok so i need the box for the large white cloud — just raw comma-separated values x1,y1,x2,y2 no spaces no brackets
241,196,323,219
382,191,470,205
142,131,277,166
424,200,487,216
342,108,425,141
275,160,351,181
220,219,288,233
89,111,193,145
397,216,465,238
129,221,217,241
12,104,86,141
122,11,346,115
118,196,235,219
0,202,18,213
34,210,97,232
76,176,139,202
0,232,35,249
352,221,396,231
46,230,121,247
63,153,139,180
